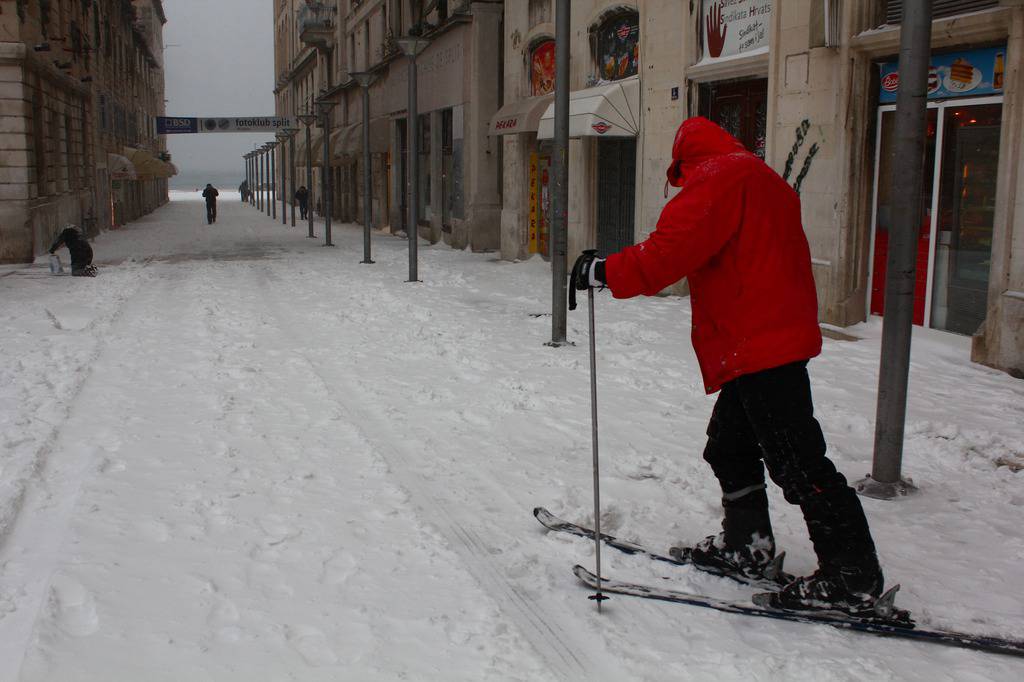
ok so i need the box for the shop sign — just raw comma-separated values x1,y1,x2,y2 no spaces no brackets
157,117,295,134
592,122,612,134
494,117,519,131
879,46,1006,104
701,0,772,62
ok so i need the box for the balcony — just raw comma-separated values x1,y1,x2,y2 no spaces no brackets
298,1,337,50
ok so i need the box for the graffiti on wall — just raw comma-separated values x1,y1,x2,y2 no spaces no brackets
782,119,819,196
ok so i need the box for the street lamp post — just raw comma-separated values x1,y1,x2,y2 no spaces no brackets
859,0,934,500
284,128,299,227
396,36,431,282
277,132,289,225
298,111,317,238
550,0,570,346
256,147,263,211
268,141,277,220
350,71,377,264
315,96,337,247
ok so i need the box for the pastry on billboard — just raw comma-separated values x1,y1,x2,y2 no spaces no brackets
950,58,974,84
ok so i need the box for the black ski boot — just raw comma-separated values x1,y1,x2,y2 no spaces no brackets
675,485,789,585
756,563,890,618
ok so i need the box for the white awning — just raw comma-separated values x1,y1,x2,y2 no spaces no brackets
107,153,136,179
537,76,640,140
488,94,554,136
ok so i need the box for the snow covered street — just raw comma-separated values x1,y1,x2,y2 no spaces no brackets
1,193,1023,681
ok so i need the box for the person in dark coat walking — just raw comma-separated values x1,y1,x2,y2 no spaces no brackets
239,180,249,203
202,183,219,224
295,186,309,220
570,117,884,615
49,226,96,277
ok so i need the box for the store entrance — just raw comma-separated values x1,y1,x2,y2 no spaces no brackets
699,78,768,158
869,99,1003,334
596,138,637,256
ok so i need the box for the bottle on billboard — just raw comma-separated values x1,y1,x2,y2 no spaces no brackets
994,52,1004,89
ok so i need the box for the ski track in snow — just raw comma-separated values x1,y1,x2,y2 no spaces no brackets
0,193,1022,680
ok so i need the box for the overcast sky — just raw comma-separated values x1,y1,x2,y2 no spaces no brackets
163,0,275,188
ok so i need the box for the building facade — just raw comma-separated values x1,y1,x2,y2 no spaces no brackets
0,0,172,264
495,0,1023,377
274,1,503,250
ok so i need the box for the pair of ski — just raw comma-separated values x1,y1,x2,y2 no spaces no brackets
534,507,1024,658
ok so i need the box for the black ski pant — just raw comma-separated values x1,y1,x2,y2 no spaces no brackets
206,201,217,224
702,361,879,575
299,202,308,220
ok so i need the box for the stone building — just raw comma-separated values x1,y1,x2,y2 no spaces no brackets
494,0,1023,377
0,0,172,264
274,1,503,250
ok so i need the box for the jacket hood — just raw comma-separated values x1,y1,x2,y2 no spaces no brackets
666,117,747,187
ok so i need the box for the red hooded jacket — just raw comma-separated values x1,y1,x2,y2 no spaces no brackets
604,117,822,394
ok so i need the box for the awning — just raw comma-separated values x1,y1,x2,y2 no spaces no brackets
124,147,170,180
488,94,553,136
296,127,324,165
335,118,389,157
107,153,136,180
537,76,640,140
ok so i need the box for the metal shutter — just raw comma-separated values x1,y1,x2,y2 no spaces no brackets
885,0,1000,23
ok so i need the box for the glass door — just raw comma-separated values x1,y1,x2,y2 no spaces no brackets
929,103,1002,334
867,96,1002,333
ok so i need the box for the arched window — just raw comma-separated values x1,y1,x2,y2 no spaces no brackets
595,11,639,81
530,40,555,96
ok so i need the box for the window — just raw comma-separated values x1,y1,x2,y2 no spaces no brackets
419,113,430,220
884,0,999,23
594,12,639,81
530,40,555,96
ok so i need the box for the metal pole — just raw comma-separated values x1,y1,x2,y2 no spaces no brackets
550,0,570,345
266,150,274,216
306,125,315,238
863,0,933,499
257,151,263,211
361,84,373,264
408,52,419,282
587,287,607,609
280,140,287,225
247,156,253,206
270,145,277,220
289,133,297,227
322,108,333,246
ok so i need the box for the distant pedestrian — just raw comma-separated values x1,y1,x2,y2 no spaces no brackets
49,225,96,277
202,183,219,224
295,186,309,220
239,180,249,203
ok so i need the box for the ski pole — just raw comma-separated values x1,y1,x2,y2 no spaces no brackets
587,284,608,610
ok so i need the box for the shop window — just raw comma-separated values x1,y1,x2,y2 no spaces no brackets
530,40,555,96
594,11,639,82
884,0,999,23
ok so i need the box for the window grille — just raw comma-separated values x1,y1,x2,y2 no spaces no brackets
885,0,1000,24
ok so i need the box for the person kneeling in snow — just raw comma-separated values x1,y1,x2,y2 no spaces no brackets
49,226,96,277
570,117,883,614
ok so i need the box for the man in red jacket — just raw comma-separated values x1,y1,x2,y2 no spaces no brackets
571,117,883,614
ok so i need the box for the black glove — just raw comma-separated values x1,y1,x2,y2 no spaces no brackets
568,250,606,310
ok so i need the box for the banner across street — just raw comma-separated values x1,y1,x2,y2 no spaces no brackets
157,116,295,134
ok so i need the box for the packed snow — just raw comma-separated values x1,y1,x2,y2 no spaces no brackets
1,191,1022,681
